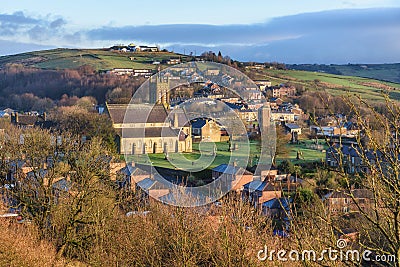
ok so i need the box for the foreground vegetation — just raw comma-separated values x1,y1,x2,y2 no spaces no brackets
0,94,399,266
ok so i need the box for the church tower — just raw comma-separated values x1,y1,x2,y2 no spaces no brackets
149,76,170,108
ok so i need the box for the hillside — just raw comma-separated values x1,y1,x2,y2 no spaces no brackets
1,48,400,104
287,63,400,84
248,68,400,102
0,48,190,71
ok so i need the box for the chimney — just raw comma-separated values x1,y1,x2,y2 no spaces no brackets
43,112,47,121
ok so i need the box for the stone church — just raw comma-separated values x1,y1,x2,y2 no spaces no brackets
106,103,192,155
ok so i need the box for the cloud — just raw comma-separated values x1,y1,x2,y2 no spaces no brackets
50,18,67,29
0,11,39,25
0,11,76,45
0,8,399,63
87,24,300,45
84,7,400,63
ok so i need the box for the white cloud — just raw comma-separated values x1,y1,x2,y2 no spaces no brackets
0,8,399,63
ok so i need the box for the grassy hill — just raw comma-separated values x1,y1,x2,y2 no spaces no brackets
0,48,190,71
1,48,400,103
249,68,400,102
287,63,400,84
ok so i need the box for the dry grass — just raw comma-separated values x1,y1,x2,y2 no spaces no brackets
0,220,65,267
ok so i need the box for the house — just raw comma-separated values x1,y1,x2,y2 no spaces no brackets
107,68,153,77
212,164,253,192
259,167,278,179
166,57,181,65
323,189,374,214
242,89,263,101
107,68,134,76
326,144,364,173
284,123,301,135
115,163,149,190
205,69,220,76
136,175,170,201
52,178,73,200
242,180,282,209
191,119,221,142
291,105,306,120
325,144,394,174
0,110,11,118
310,126,348,137
133,69,154,77
262,197,292,218
254,80,272,91
237,109,258,123
245,64,265,70
267,85,296,98
135,45,159,52
270,110,295,122
273,174,303,193
284,123,301,143
223,102,246,111
269,97,283,107
106,103,192,154
10,112,53,129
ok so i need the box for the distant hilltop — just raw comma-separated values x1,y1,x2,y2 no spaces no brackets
1,47,399,84
287,63,400,84
109,44,160,53
0,48,190,71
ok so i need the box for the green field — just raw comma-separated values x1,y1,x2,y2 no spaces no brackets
1,48,399,103
277,139,327,164
128,141,261,170
288,63,400,84
0,48,190,71
127,139,325,171
251,68,400,102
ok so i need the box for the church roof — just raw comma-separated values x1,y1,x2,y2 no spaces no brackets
121,127,179,138
107,103,168,124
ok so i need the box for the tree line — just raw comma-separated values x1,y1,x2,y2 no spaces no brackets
0,64,145,111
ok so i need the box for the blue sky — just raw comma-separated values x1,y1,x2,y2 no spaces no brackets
1,0,400,63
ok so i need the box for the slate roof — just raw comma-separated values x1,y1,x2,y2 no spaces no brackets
121,127,179,138
269,97,282,102
224,102,244,110
243,180,264,191
171,109,191,127
327,144,361,157
52,178,72,192
243,180,279,192
285,123,301,130
262,197,292,209
119,165,149,177
107,104,169,124
191,119,207,129
137,178,157,190
323,189,374,200
212,164,252,176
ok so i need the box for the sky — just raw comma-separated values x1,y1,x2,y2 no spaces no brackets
1,0,400,63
